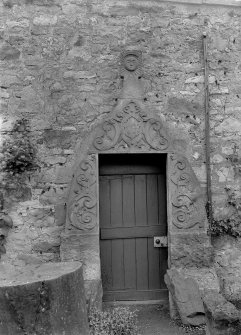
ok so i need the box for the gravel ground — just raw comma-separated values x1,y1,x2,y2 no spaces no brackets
103,303,206,335
135,304,206,335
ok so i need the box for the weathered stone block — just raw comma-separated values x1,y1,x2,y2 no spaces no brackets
54,204,66,226
203,291,241,335
0,43,20,61
61,232,102,307
33,15,57,26
60,232,101,281
0,88,10,99
181,267,220,294
37,164,74,184
213,236,241,307
43,130,76,149
0,75,20,87
40,186,68,205
170,233,213,267
164,268,206,326
109,5,140,17
85,279,103,311
0,262,89,335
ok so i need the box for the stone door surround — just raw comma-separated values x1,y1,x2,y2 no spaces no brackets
60,51,212,305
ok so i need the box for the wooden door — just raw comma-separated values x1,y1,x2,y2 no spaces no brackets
99,154,168,301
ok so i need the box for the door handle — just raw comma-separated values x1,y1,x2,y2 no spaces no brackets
154,236,167,247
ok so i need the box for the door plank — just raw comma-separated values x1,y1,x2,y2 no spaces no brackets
123,176,135,227
148,237,161,290
124,239,136,290
111,240,125,290
103,289,168,301
159,248,168,289
100,165,162,175
135,175,147,227
147,175,159,226
122,175,136,289
136,238,148,290
158,175,167,231
101,226,165,239
110,178,123,227
100,240,112,290
99,178,111,228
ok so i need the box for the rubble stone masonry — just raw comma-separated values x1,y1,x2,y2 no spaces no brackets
0,0,241,303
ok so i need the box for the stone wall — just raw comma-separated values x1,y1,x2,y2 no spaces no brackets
0,0,241,299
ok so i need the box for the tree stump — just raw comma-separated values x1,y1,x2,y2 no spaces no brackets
0,262,89,335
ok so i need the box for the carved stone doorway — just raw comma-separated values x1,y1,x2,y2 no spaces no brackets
60,51,212,307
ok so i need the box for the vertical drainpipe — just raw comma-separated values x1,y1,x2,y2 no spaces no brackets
203,32,213,225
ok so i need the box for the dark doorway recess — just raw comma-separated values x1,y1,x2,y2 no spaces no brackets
99,154,168,301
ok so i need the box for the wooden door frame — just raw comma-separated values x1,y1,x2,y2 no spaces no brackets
97,152,170,282
98,153,170,302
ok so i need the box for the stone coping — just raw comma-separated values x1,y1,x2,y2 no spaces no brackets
160,0,241,6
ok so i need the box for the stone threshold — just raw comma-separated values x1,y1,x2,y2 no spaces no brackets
158,0,241,7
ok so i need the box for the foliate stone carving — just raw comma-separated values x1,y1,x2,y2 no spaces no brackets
92,101,169,152
172,194,204,229
68,155,97,231
170,154,206,229
69,195,97,231
67,50,207,237
145,119,169,150
76,158,96,190
93,121,120,151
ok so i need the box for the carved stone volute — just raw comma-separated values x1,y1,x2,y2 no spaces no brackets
67,155,97,232
169,154,207,230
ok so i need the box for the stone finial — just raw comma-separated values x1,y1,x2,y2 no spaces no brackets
120,50,142,76
119,50,145,100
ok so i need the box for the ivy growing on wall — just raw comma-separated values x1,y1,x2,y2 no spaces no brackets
0,119,39,201
1,119,37,175
226,143,241,178
208,187,241,238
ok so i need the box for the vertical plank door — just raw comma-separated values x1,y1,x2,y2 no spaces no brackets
99,154,168,301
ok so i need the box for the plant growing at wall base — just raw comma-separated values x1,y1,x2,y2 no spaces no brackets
207,188,241,238
88,307,138,335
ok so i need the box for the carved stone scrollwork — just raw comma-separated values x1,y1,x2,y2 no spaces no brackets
145,119,169,150
68,155,97,231
170,154,206,229
93,121,120,151
76,158,96,190
172,194,203,229
92,101,170,152
69,195,97,231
